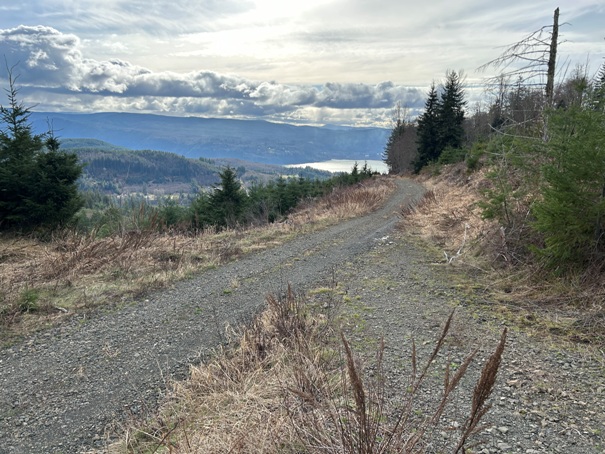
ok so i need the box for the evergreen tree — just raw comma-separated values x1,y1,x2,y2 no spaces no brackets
190,166,246,229
414,72,467,172
361,161,372,178
296,175,312,200
247,181,277,224
437,70,466,151
209,166,246,228
350,161,360,183
532,106,605,269
274,177,289,214
283,178,300,212
26,138,83,228
382,119,406,173
414,82,441,172
190,192,212,229
157,198,189,230
0,71,83,231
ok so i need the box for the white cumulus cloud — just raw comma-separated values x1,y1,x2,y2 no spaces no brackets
0,25,423,125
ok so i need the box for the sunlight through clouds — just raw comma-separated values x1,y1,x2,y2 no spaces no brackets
0,1,603,126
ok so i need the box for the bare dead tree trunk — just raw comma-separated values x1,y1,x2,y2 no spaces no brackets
478,7,563,140
545,7,559,107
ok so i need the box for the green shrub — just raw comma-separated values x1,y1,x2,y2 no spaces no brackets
437,146,467,165
18,289,40,313
465,142,486,170
532,107,605,270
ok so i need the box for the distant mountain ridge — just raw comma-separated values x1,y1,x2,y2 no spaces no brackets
29,112,390,165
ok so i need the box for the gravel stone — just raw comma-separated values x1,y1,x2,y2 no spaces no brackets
332,224,605,453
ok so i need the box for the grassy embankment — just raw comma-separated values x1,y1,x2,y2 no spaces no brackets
0,177,395,344
404,163,605,346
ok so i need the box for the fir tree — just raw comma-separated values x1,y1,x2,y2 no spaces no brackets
382,119,406,173
350,161,360,183
0,69,83,231
532,106,605,268
209,166,246,228
190,192,212,229
190,166,246,229
414,72,466,172
361,161,372,177
414,82,440,172
437,70,466,151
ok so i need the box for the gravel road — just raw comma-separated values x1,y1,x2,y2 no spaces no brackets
334,237,605,453
0,178,425,453
3,177,604,454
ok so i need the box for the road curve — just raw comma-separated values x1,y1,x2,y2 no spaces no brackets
0,178,425,453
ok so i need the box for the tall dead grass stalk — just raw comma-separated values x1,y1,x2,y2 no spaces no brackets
288,309,506,454
455,327,507,453
107,283,504,453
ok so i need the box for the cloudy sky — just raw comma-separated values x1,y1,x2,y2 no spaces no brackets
0,1,603,127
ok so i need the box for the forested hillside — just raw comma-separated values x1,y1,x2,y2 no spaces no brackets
62,139,331,195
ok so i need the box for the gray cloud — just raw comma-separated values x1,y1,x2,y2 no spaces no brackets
0,26,83,88
315,82,419,109
2,2,602,92
0,25,423,125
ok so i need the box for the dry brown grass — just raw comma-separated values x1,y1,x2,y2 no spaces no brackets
109,288,505,454
401,162,605,345
111,286,325,453
400,163,498,268
0,177,395,343
290,178,395,225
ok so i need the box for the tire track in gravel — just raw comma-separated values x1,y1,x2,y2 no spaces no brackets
0,178,425,454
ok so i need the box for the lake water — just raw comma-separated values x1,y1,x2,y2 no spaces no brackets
285,159,388,174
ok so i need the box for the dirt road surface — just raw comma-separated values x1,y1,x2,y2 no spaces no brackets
0,179,425,453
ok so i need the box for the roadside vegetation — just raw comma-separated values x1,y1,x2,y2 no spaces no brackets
386,8,605,344
0,163,389,343
109,286,505,453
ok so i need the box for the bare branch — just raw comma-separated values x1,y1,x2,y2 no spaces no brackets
477,7,564,98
